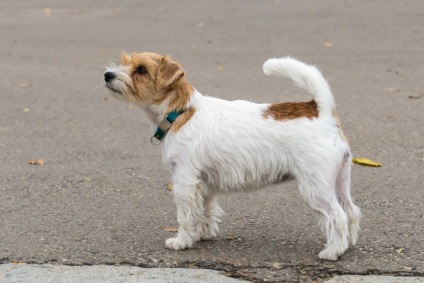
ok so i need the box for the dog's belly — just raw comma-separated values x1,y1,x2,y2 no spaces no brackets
199,165,294,192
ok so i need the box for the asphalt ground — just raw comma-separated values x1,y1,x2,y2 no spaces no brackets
1,0,423,282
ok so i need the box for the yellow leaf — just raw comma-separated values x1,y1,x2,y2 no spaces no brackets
166,183,173,191
352,158,382,167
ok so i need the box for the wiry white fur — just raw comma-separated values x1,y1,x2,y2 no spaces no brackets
105,56,361,261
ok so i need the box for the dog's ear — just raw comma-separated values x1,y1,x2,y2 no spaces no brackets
156,56,184,91
121,52,131,65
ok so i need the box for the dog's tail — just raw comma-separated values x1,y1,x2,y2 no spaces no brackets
263,57,335,118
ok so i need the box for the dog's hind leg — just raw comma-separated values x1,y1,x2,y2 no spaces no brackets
165,179,209,250
335,153,362,246
200,194,224,240
297,174,349,261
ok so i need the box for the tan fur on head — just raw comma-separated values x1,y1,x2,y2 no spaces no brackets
156,56,184,91
151,56,193,112
121,52,131,65
107,52,193,113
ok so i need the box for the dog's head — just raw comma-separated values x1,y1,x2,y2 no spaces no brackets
104,52,192,111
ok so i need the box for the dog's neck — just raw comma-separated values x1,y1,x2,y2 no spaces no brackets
143,103,171,126
143,83,197,126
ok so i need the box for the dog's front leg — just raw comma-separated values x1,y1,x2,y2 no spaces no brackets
165,181,207,250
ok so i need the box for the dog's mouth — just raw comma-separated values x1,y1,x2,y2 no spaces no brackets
105,82,122,94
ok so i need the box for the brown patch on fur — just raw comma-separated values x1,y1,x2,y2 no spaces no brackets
263,100,319,121
333,110,349,144
171,107,196,133
166,83,194,112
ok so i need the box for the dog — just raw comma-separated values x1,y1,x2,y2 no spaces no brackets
104,52,361,260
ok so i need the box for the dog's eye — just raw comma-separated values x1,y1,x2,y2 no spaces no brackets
135,66,148,75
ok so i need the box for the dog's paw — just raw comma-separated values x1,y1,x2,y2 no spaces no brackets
165,237,190,250
318,248,340,261
200,232,217,241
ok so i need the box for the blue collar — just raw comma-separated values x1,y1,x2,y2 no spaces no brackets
150,110,183,145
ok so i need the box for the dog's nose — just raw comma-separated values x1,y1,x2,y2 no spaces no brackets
104,72,116,82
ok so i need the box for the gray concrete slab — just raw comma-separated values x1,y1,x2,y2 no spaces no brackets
0,0,423,282
0,264,250,283
1,264,423,283
325,275,424,283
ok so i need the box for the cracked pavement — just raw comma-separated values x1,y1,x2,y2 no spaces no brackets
1,0,423,282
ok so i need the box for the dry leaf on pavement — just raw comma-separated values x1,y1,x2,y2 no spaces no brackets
28,159,45,165
408,94,421,99
385,87,400,93
162,227,178,232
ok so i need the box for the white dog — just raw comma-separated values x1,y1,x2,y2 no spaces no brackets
104,52,361,260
